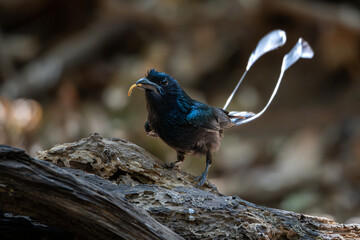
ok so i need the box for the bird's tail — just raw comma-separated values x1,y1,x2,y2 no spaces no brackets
223,30,287,111
228,111,256,125
224,30,314,126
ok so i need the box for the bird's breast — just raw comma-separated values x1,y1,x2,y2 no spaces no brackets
148,111,222,155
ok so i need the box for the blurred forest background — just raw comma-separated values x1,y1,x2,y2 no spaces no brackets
0,0,359,224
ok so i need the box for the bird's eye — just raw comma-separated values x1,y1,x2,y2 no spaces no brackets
161,78,169,86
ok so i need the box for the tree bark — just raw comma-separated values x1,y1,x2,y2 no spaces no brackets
1,134,359,239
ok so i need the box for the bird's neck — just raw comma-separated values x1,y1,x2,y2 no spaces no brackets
145,89,193,115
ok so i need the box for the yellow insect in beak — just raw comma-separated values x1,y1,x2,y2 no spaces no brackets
128,84,142,96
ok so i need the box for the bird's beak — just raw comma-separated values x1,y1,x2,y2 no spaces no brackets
128,78,160,96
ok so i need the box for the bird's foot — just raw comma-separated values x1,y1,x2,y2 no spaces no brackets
193,172,207,186
162,162,177,170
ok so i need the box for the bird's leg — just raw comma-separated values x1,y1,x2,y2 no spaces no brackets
194,151,212,186
145,121,158,138
163,152,185,169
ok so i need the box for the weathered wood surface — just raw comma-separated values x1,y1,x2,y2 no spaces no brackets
1,134,360,239
0,143,183,240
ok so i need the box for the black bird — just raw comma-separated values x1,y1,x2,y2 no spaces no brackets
127,32,313,186
128,69,254,186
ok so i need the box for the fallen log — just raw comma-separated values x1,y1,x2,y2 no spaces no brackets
0,134,359,239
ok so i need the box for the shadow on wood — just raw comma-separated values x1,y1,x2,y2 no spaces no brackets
1,134,359,239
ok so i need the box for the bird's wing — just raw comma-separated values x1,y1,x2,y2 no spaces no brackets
186,103,231,131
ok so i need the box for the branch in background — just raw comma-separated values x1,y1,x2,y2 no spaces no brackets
262,0,360,32
0,18,127,99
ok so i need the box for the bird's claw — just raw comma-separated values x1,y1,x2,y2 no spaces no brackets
193,173,207,186
162,162,176,169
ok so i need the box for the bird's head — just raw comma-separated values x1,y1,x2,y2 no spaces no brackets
128,69,181,97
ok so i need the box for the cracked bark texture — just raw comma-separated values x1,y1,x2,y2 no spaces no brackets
1,133,359,239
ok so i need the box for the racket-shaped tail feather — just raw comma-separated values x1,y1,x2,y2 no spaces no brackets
227,37,314,126
223,30,287,110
